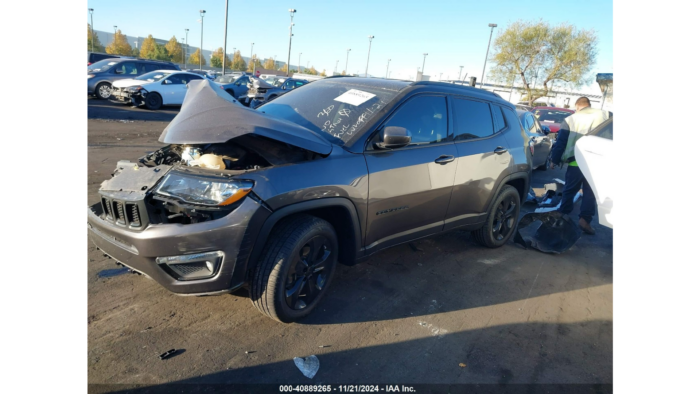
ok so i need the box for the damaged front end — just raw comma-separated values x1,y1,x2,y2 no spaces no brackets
88,79,331,294
111,85,147,106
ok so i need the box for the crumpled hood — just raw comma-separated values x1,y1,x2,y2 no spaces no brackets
250,78,276,90
112,79,142,88
158,79,332,155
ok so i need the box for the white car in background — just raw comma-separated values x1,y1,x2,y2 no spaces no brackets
111,70,205,110
575,117,613,228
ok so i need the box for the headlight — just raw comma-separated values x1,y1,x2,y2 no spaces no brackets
88,74,95,79
127,86,146,93
155,173,254,206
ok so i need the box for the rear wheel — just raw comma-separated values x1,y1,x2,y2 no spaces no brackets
144,92,162,110
472,185,521,248
95,83,112,99
250,215,338,323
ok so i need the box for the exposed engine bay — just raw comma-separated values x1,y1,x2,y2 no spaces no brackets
96,135,318,227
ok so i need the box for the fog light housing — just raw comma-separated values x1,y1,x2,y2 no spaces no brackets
156,251,224,281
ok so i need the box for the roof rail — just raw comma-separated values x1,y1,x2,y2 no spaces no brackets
411,80,502,98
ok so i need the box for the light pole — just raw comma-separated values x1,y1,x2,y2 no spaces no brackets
307,60,309,70
365,35,374,77
421,53,428,73
181,38,185,64
286,9,296,77
88,8,94,53
250,42,255,72
199,10,206,70
439,72,443,81
334,60,339,74
458,66,464,81
222,0,229,74
298,52,302,73
184,29,189,69
113,25,117,34
386,59,391,78
345,48,351,75
480,23,497,88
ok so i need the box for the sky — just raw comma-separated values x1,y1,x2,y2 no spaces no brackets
87,0,612,93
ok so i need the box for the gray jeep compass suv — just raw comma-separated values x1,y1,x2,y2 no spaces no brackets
87,77,532,322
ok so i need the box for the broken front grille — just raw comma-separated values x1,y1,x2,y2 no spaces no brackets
100,197,147,230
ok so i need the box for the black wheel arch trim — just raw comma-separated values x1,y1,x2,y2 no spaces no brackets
486,171,531,214
241,197,363,284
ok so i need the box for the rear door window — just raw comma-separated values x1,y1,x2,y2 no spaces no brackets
114,62,138,75
452,98,494,141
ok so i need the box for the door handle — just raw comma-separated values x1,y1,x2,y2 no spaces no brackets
494,146,508,154
434,155,455,164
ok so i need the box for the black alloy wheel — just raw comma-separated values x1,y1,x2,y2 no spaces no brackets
473,185,521,248
284,235,331,310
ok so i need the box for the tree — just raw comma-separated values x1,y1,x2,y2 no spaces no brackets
165,36,183,62
264,57,275,70
87,24,105,52
232,50,246,71
279,64,288,73
308,66,318,75
139,35,157,59
489,20,597,105
148,44,171,61
105,29,133,56
188,49,207,66
131,47,140,57
247,55,263,72
320,69,327,77
210,47,232,69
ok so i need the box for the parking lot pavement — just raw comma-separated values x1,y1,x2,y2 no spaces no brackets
87,107,612,388
88,97,180,122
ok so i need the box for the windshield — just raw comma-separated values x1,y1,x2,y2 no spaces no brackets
215,75,237,83
88,59,118,72
257,80,403,145
534,110,572,123
135,71,169,82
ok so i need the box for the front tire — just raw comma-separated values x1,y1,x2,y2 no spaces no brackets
250,215,338,323
472,185,521,248
144,92,162,110
95,83,112,99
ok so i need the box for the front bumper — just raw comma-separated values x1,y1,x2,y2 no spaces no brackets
88,196,268,295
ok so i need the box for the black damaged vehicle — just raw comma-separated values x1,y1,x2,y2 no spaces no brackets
88,78,532,322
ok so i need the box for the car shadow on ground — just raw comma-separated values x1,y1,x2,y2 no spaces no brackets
88,98,180,122
91,319,612,391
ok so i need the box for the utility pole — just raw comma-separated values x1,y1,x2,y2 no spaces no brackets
185,29,189,69
386,59,391,78
199,10,206,70
222,0,229,74
250,42,255,74
365,35,374,77
345,48,351,75
480,23,497,88
286,9,296,77
88,8,94,53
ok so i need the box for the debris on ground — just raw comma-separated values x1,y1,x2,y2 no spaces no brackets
514,211,582,254
524,188,538,204
293,355,320,379
159,349,177,360
245,351,256,354
459,363,467,368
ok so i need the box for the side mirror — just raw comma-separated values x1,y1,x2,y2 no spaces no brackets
541,125,551,135
375,126,411,150
282,85,287,90
163,79,172,85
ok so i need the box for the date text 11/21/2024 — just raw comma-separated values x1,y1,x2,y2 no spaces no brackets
279,386,416,392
